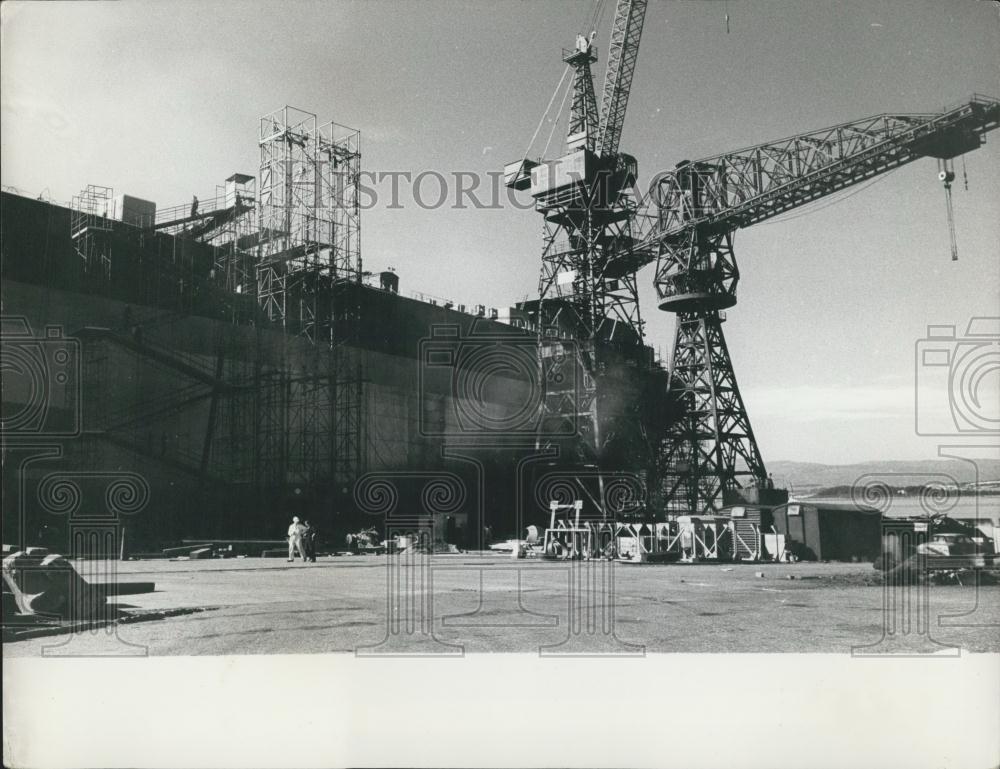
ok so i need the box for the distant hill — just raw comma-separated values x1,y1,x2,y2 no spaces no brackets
767,459,1000,491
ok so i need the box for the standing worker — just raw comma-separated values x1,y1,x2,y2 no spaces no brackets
680,525,695,563
302,520,318,562
287,516,307,562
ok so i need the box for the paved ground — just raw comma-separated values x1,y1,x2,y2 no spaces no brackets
4,554,999,656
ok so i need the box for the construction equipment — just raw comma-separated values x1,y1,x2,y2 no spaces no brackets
505,0,651,518
541,500,591,559
640,95,1000,515
937,158,960,261
507,9,1000,517
255,107,365,490
70,184,115,280
154,173,257,295
877,513,998,574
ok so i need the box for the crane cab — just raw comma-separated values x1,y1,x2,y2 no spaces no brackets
530,148,601,205
519,148,637,215
503,158,540,191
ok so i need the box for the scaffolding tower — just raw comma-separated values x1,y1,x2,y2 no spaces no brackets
70,184,115,280
257,107,362,336
255,106,364,491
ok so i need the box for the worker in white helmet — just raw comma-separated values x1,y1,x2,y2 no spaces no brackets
287,516,307,562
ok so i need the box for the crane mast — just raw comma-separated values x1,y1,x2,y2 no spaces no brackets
564,33,599,152
504,0,650,516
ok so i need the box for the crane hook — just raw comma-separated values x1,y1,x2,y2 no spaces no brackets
937,159,958,261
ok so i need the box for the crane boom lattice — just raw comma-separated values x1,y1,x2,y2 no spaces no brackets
597,0,648,158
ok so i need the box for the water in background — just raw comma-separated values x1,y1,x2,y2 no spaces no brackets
800,496,1000,520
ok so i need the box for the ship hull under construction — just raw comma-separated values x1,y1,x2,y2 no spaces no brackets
1,191,672,553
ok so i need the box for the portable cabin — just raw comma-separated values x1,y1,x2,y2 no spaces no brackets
770,502,882,562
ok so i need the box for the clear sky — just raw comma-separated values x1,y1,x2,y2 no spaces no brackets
2,0,998,465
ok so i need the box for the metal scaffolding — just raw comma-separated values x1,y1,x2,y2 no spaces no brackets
255,106,365,490
70,184,114,279
154,173,258,303
256,106,362,337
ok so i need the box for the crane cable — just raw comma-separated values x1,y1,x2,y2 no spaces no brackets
588,0,607,35
523,65,572,161
943,181,959,261
523,0,604,161
543,71,574,159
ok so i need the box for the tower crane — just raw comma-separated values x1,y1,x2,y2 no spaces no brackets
505,0,651,516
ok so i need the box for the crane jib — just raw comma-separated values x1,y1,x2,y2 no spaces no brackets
639,95,1000,250
596,0,648,159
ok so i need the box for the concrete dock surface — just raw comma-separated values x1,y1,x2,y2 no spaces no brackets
3,554,998,656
